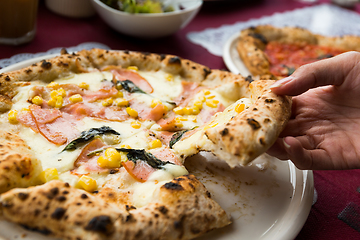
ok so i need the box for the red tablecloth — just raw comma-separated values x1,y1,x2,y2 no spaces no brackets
0,0,360,239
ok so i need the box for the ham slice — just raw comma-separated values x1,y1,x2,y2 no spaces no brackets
123,160,155,183
111,69,153,93
17,105,77,145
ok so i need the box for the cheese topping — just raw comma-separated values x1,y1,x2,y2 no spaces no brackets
4,68,244,201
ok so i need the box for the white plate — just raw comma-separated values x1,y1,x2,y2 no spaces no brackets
0,54,314,240
223,32,251,76
187,153,313,240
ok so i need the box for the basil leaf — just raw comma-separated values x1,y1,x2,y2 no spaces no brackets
169,127,198,148
63,126,120,151
169,129,190,149
116,80,146,94
115,79,176,106
317,54,334,60
116,148,173,169
282,65,296,76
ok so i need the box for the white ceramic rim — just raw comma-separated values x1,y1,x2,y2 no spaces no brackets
0,53,60,74
223,32,253,76
269,162,314,240
92,0,203,18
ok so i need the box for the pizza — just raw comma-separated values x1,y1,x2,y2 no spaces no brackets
0,48,291,240
237,25,360,77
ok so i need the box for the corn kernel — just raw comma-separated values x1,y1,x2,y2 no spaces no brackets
176,116,187,121
47,82,59,89
126,107,138,118
78,175,97,192
175,120,183,128
79,82,89,90
50,90,58,98
31,96,43,105
120,144,131,149
39,168,59,183
115,98,129,107
203,90,211,95
131,121,141,129
206,99,219,108
173,107,184,115
206,95,215,99
102,98,113,107
127,66,138,71
58,88,66,97
183,107,192,115
55,96,63,108
8,110,18,124
199,96,206,102
166,74,174,81
151,99,162,108
149,139,162,149
50,88,66,99
69,94,83,103
116,91,124,98
193,101,203,109
235,103,245,113
203,122,218,130
191,106,200,115
116,83,123,90
47,98,56,108
97,148,122,168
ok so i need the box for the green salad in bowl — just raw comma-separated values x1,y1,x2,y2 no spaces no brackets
100,0,175,13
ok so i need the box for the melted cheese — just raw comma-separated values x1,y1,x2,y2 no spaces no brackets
55,71,113,91
131,164,188,207
5,68,246,205
172,98,253,158
138,70,183,101
6,70,192,196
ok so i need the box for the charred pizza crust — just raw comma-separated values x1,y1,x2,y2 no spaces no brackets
204,80,291,167
0,131,42,193
0,48,291,239
1,176,229,240
237,25,360,76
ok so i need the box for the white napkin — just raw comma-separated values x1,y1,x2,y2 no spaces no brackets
0,42,110,69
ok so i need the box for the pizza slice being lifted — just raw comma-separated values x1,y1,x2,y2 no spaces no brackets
237,25,360,77
0,49,291,240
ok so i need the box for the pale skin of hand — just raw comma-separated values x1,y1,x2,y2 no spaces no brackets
268,51,360,170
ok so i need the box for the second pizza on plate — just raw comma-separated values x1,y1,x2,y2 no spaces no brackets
237,25,360,77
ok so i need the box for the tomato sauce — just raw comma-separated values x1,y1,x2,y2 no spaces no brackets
264,41,345,76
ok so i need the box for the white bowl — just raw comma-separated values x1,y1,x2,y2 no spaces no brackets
91,0,203,38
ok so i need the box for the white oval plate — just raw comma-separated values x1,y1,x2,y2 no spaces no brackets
0,54,314,240
223,32,251,76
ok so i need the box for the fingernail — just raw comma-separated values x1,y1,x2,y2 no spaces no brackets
283,138,291,149
270,76,293,89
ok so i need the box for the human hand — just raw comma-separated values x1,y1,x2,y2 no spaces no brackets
268,51,360,170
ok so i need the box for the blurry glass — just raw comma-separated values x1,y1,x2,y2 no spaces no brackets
0,0,39,45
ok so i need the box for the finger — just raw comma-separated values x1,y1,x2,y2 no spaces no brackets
270,51,360,96
266,138,290,160
283,136,333,170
